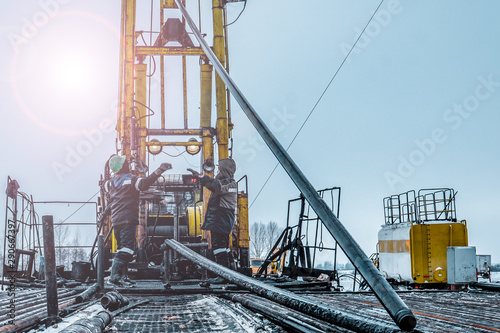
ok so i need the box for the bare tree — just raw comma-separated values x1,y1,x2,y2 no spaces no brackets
250,222,266,258
70,229,87,263
266,221,280,249
250,221,282,258
55,224,70,268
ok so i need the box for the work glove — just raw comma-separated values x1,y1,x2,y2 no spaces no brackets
155,163,172,175
187,168,200,177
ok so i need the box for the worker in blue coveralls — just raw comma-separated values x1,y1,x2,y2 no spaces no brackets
106,155,172,287
197,158,237,283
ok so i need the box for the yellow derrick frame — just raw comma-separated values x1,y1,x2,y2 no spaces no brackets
109,0,244,256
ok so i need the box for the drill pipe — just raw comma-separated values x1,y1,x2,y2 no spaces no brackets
76,283,99,303
174,1,416,331
0,298,76,332
0,290,77,317
470,282,500,292
59,310,112,333
0,294,75,322
226,293,351,333
100,291,129,311
165,239,399,333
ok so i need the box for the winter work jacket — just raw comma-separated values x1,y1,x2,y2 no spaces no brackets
200,158,238,235
106,172,160,226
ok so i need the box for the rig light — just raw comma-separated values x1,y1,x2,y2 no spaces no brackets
202,158,215,173
186,138,200,155
148,139,163,155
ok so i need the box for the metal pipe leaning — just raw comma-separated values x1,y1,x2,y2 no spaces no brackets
174,1,416,331
76,283,100,304
165,239,399,333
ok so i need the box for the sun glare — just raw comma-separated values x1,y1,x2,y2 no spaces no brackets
11,11,120,135
55,56,92,91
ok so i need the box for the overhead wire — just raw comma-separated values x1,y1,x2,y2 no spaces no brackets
249,0,386,210
225,0,247,27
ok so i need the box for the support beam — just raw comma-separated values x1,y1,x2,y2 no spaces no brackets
174,1,416,331
42,215,59,326
147,128,202,136
212,0,229,159
121,0,136,158
136,46,206,56
97,236,105,291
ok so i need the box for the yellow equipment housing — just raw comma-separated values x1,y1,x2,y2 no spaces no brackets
410,221,467,284
378,188,468,285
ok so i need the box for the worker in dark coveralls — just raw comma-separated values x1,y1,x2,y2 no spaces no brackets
106,155,171,287
199,158,237,283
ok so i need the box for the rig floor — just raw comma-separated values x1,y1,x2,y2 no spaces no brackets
1,280,499,333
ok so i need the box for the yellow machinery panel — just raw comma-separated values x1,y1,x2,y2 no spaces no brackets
186,206,203,237
410,221,468,284
237,192,249,248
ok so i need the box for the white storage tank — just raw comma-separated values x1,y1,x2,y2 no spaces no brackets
378,222,412,282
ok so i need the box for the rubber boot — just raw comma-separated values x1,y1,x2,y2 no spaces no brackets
228,251,237,271
120,262,136,287
108,258,126,288
208,251,229,284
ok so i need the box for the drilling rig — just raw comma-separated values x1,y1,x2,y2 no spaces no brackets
97,0,250,281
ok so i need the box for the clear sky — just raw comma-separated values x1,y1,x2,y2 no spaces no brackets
1,1,499,264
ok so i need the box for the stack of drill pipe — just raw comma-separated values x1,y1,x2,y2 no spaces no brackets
226,293,354,333
0,290,77,319
0,295,77,332
64,281,82,288
0,293,76,321
164,239,404,333
59,310,112,333
100,291,129,311
470,281,500,292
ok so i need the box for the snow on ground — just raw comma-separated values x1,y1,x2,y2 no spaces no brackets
337,270,500,291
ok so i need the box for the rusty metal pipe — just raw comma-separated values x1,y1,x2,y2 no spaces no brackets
0,290,77,316
0,297,76,332
59,310,112,333
76,283,99,304
227,293,346,333
42,215,59,326
174,1,416,331
165,239,400,333
2,295,75,320
97,235,105,291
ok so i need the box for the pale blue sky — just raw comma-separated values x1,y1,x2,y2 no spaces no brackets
1,1,499,263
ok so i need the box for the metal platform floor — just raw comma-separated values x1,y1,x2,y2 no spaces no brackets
3,282,500,332
111,294,284,333
110,282,500,333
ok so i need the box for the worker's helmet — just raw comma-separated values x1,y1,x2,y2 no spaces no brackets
109,155,127,173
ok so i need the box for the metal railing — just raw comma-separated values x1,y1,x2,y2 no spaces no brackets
383,188,457,224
